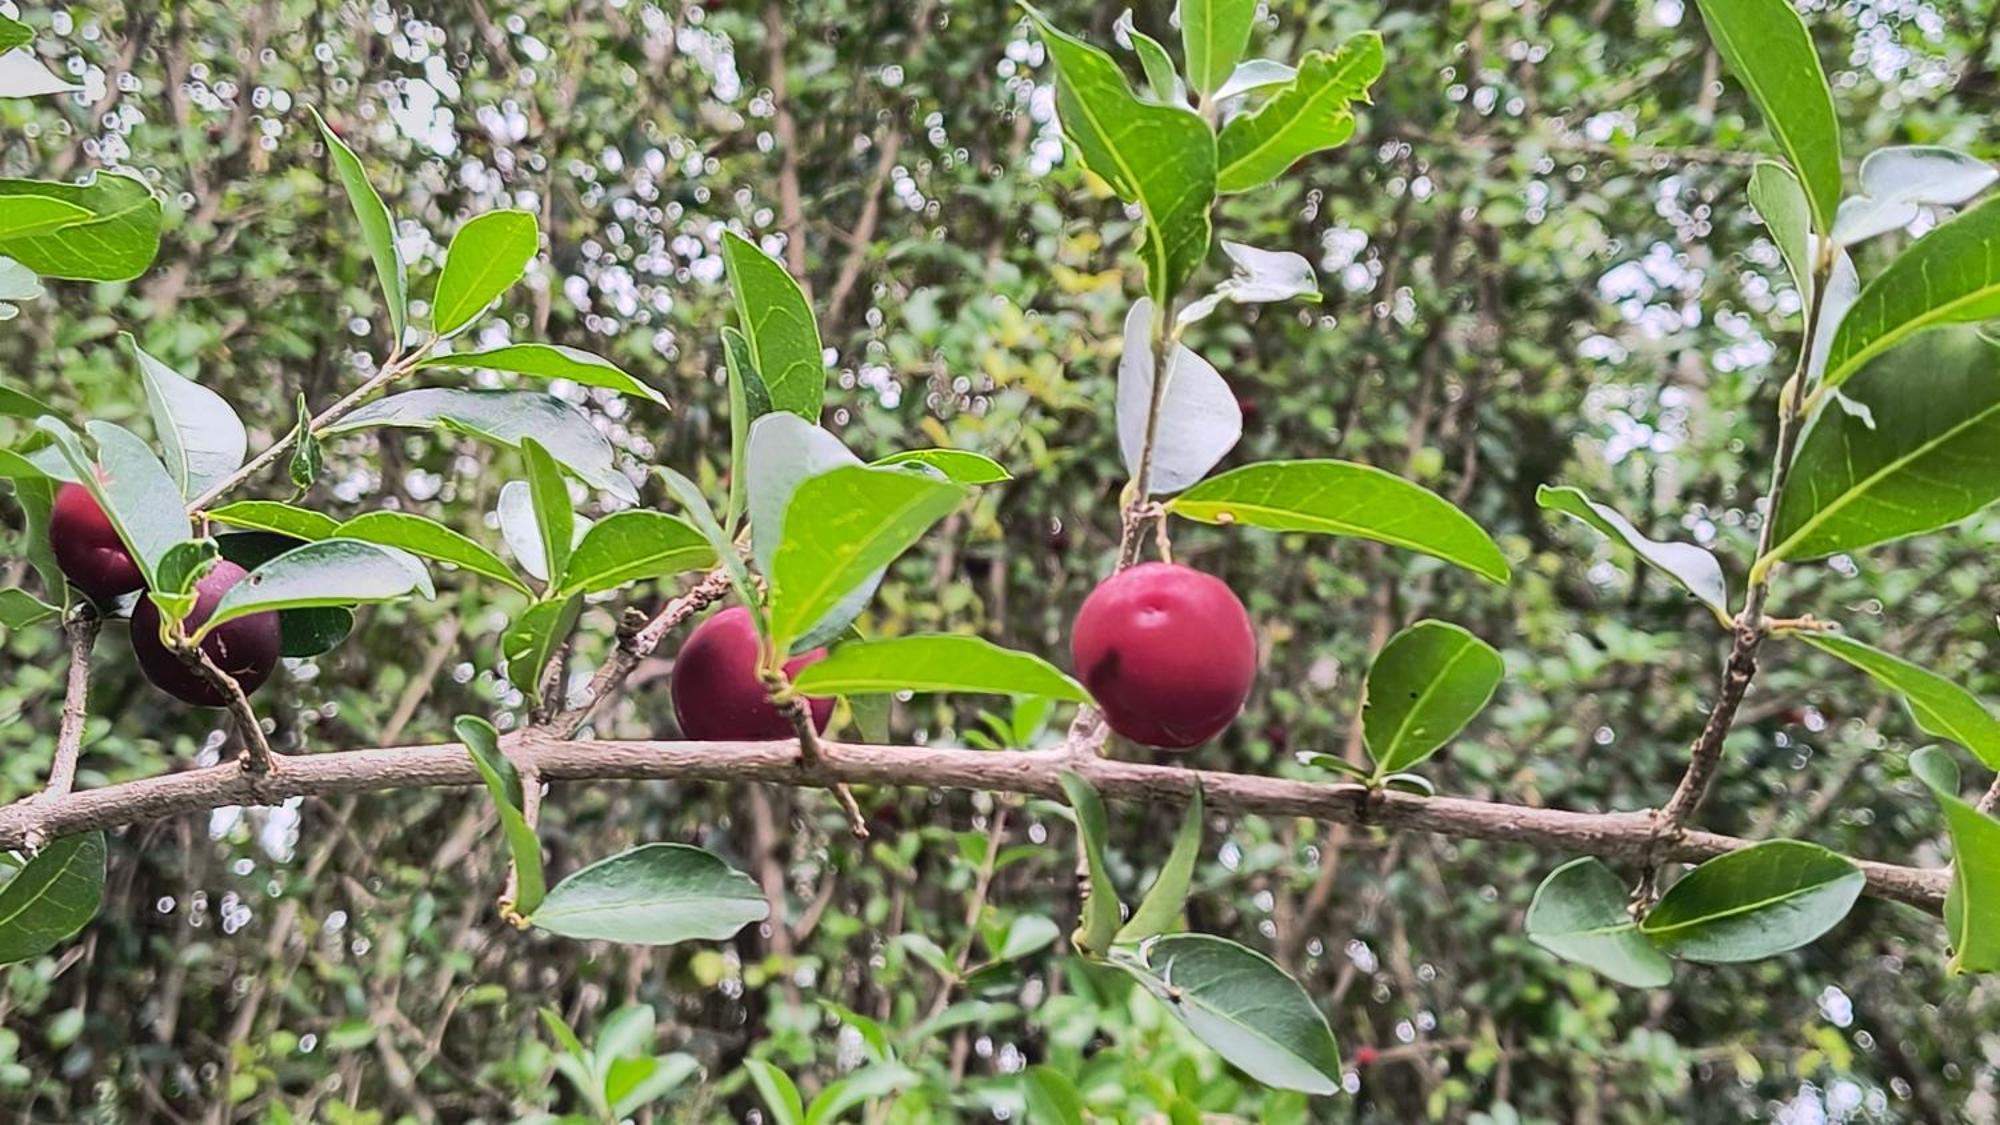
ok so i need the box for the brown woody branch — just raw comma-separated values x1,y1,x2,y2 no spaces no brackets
44,610,101,803
0,736,1948,913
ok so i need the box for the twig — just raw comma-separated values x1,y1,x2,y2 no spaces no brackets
176,645,277,777
44,609,101,804
1116,301,1180,569
547,568,733,738
767,671,869,838
1979,774,2000,816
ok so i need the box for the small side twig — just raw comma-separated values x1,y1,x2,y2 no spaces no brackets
45,609,101,803
176,644,277,777
548,567,733,738
1978,773,2000,817
767,676,869,839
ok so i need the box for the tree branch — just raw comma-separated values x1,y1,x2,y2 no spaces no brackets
0,737,1948,913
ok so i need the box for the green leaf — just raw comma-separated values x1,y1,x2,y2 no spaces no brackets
531,843,770,945
0,254,42,319
557,511,714,597
1176,240,1320,327
1023,7,1216,304
1170,459,1510,583
611,1054,700,1117
200,537,435,637
0,833,105,965
743,1059,806,1125
520,438,575,590
126,334,247,500
419,342,665,405
994,915,1061,962
1834,145,1998,246
431,209,537,336
1525,858,1673,988
1117,299,1241,495
871,448,1013,484
747,412,860,574
336,511,530,596
0,15,32,53
504,594,583,703
310,107,406,340
803,1062,918,1125
149,538,220,623
1114,12,1182,104
1801,633,2000,771
1117,780,1203,944
1748,161,1815,304
1180,0,1257,95
0,589,58,631
0,171,162,281
1767,328,2000,563
1639,840,1864,963
1908,746,2000,974
455,715,545,916
1021,1066,1086,1125
37,419,190,590
1362,620,1504,776
655,466,757,613
1113,934,1341,1094
790,634,1089,701
1693,0,1842,232
204,501,340,541
1820,193,2000,390
1214,58,1296,101
0,386,62,422
496,479,589,585
0,40,76,98
326,388,636,504
288,393,322,491
8,474,61,605
1536,484,1728,616
0,195,89,240
721,231,824,422
766,465,967,653
722,325,770,531
1214,35,1382,193
1056,771,1120,957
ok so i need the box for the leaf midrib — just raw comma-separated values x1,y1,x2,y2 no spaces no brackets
1640,871,1856,938
1375,633,1482,773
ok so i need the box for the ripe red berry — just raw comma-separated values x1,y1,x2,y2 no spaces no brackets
129,560,282,707
1354,1045,1379,1066
1071,562,1257,749
50,483,145,603
671,605,834,740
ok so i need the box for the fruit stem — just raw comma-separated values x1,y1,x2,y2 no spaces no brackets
170,628,278,776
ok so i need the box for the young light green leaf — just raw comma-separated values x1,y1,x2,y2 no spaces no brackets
1820,193,2000,389
1768,328,2000,564
309,107,406,339
1117,299,1241,495
432,209,537,336
1113,934,1341,1094
1834,145,1997,246
1748,161,1814,303
1214,58,1296,102
420,343,666,405
743,1059,806,1125
1803,633,2000,771
455,715,545,916
1907,746,2000,974
1023,7,1216,304
870,449,1013,484
1537,484,1728,616
0,588,58,631
496,480,590,585
1214,34,1382,193
149,538,220,622
1362,620,1504,776
204,501,340,541
655,466,759,615
503,594,583,703
0,386,62,422
1170,459,1510,583
790,634,1089,701
126,334,247,499
9,475,60,604
1180,0,1257,95
1057,771,1120,957
721,231,825,422
288,393,322,491
0,16,33,53
37,419,190,590
325,388,636,503
1525,858,1673,988
1176,240,1320,327
0,171,162,281
557,511,713,596
748,412,862,572
0,48,70,98
336,511,531,596
766,465,967,652
995,915,1061,962
722,325,771,530
521,437,575,590
200,537,435,637
531,843,770,945
0,194,88,239
1692,0,1842,232
1113,11,1182,104
0,832,106,966
1116,780,1203,944
1639,840,1864,963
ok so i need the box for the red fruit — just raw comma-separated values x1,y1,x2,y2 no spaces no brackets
50,483,145,603
129,560,282,707
1354,1045,1379,1066
1071,562,1256,749
671,605,833,740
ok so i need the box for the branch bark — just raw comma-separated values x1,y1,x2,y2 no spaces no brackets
44,610,101,803
0,736,1948,913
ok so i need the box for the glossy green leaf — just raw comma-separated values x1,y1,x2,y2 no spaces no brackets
558,511,714,596
1115,12,1182,104
336,511,531,596
201,537,435,637
326,388,636,504
0,588,58,630
1748,161,1814,303
0,386,62,422
790,634,1089,700
1362,620,1504,776
743,1059,806,1125
127,334,247,499
871,449,1013,484
0,832,106,966
496,479,589,585
288,393,322,491
455,715,545,916
1113,934,1341,1094
0,15,32,53
1180,0,1255,95
1021,1066,1085,1125
655,466,758,615
1057,771,1119,957
0,171,162,281
0,195,88,239
1834,145,1998,246
0,44,71,98
1214,34,1382,193
1820,193,2000,390
1024,7,1215,304
504,594,583,703
1117,779,1203,943
310,107,405,339
1769,328,2000,563
432,209,537,336
1537,484,1728,615
531,843,770,945
1117,298,1241,495
420,343,666,405
1170,459,1510,583
1908,746,2000,974
520,437,575,589
1802,633,2000,771
37,419,190,590
6,463,60,601
722,231,824,422
1525,858,1673,988
722,325,770,530
1639,840,1864,963
204,501,340,541
1693,0,1842,231
149,538,220,623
